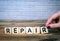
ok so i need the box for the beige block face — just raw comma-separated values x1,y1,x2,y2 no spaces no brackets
26,27,33,34
33,27,40,34
12,27,18,34
18,27,26,34
5,27,11,34
41,27,48,34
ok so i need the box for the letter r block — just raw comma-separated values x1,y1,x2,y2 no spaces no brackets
5,27,11,34
41,26,48,34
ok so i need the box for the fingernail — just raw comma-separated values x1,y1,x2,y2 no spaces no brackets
47,26,51,29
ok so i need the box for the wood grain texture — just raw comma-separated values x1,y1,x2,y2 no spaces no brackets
0,20,60,41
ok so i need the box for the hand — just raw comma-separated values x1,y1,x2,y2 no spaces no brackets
46,11,60,28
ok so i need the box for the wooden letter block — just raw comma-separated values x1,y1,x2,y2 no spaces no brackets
41,26,48,34
26,27,33,34
12,27,18,34
33,27,40,34
5,27,11,34
19,27,25,34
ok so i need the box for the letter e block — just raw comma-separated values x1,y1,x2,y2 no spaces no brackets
12,27,18,34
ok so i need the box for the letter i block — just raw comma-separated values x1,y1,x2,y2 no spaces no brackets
41,26,48,34
18,27,25,34
12,27,18,34
33,27,40,34
5,27,11,34
26,27,33,34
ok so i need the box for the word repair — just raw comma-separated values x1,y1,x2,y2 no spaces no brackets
5,26,48,34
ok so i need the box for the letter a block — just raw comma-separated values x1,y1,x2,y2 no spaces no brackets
41,26,48,34
5,27,11,34
26,27,33,34
19,27,25,34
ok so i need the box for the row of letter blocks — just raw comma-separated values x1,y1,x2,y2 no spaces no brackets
5,27,48,34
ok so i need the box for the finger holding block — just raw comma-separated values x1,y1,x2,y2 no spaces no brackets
41,26,48,34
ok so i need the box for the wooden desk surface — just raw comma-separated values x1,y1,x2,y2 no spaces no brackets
0,20,60,41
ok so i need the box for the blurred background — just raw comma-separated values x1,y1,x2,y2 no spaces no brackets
0,0,60,20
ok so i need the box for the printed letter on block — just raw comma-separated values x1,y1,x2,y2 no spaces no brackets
5,27,11,34
12,27,18,34
41,26,48,34
19,27,25,34
26,27,33,34
33,27,40,34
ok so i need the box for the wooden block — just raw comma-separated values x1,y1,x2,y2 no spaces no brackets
26,27,33,34
12,27,18,34
18,27,25,34
33,27,40,34
41,26,48,34
5,27,11,34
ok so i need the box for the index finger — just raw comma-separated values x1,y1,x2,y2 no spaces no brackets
46,12,60,26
